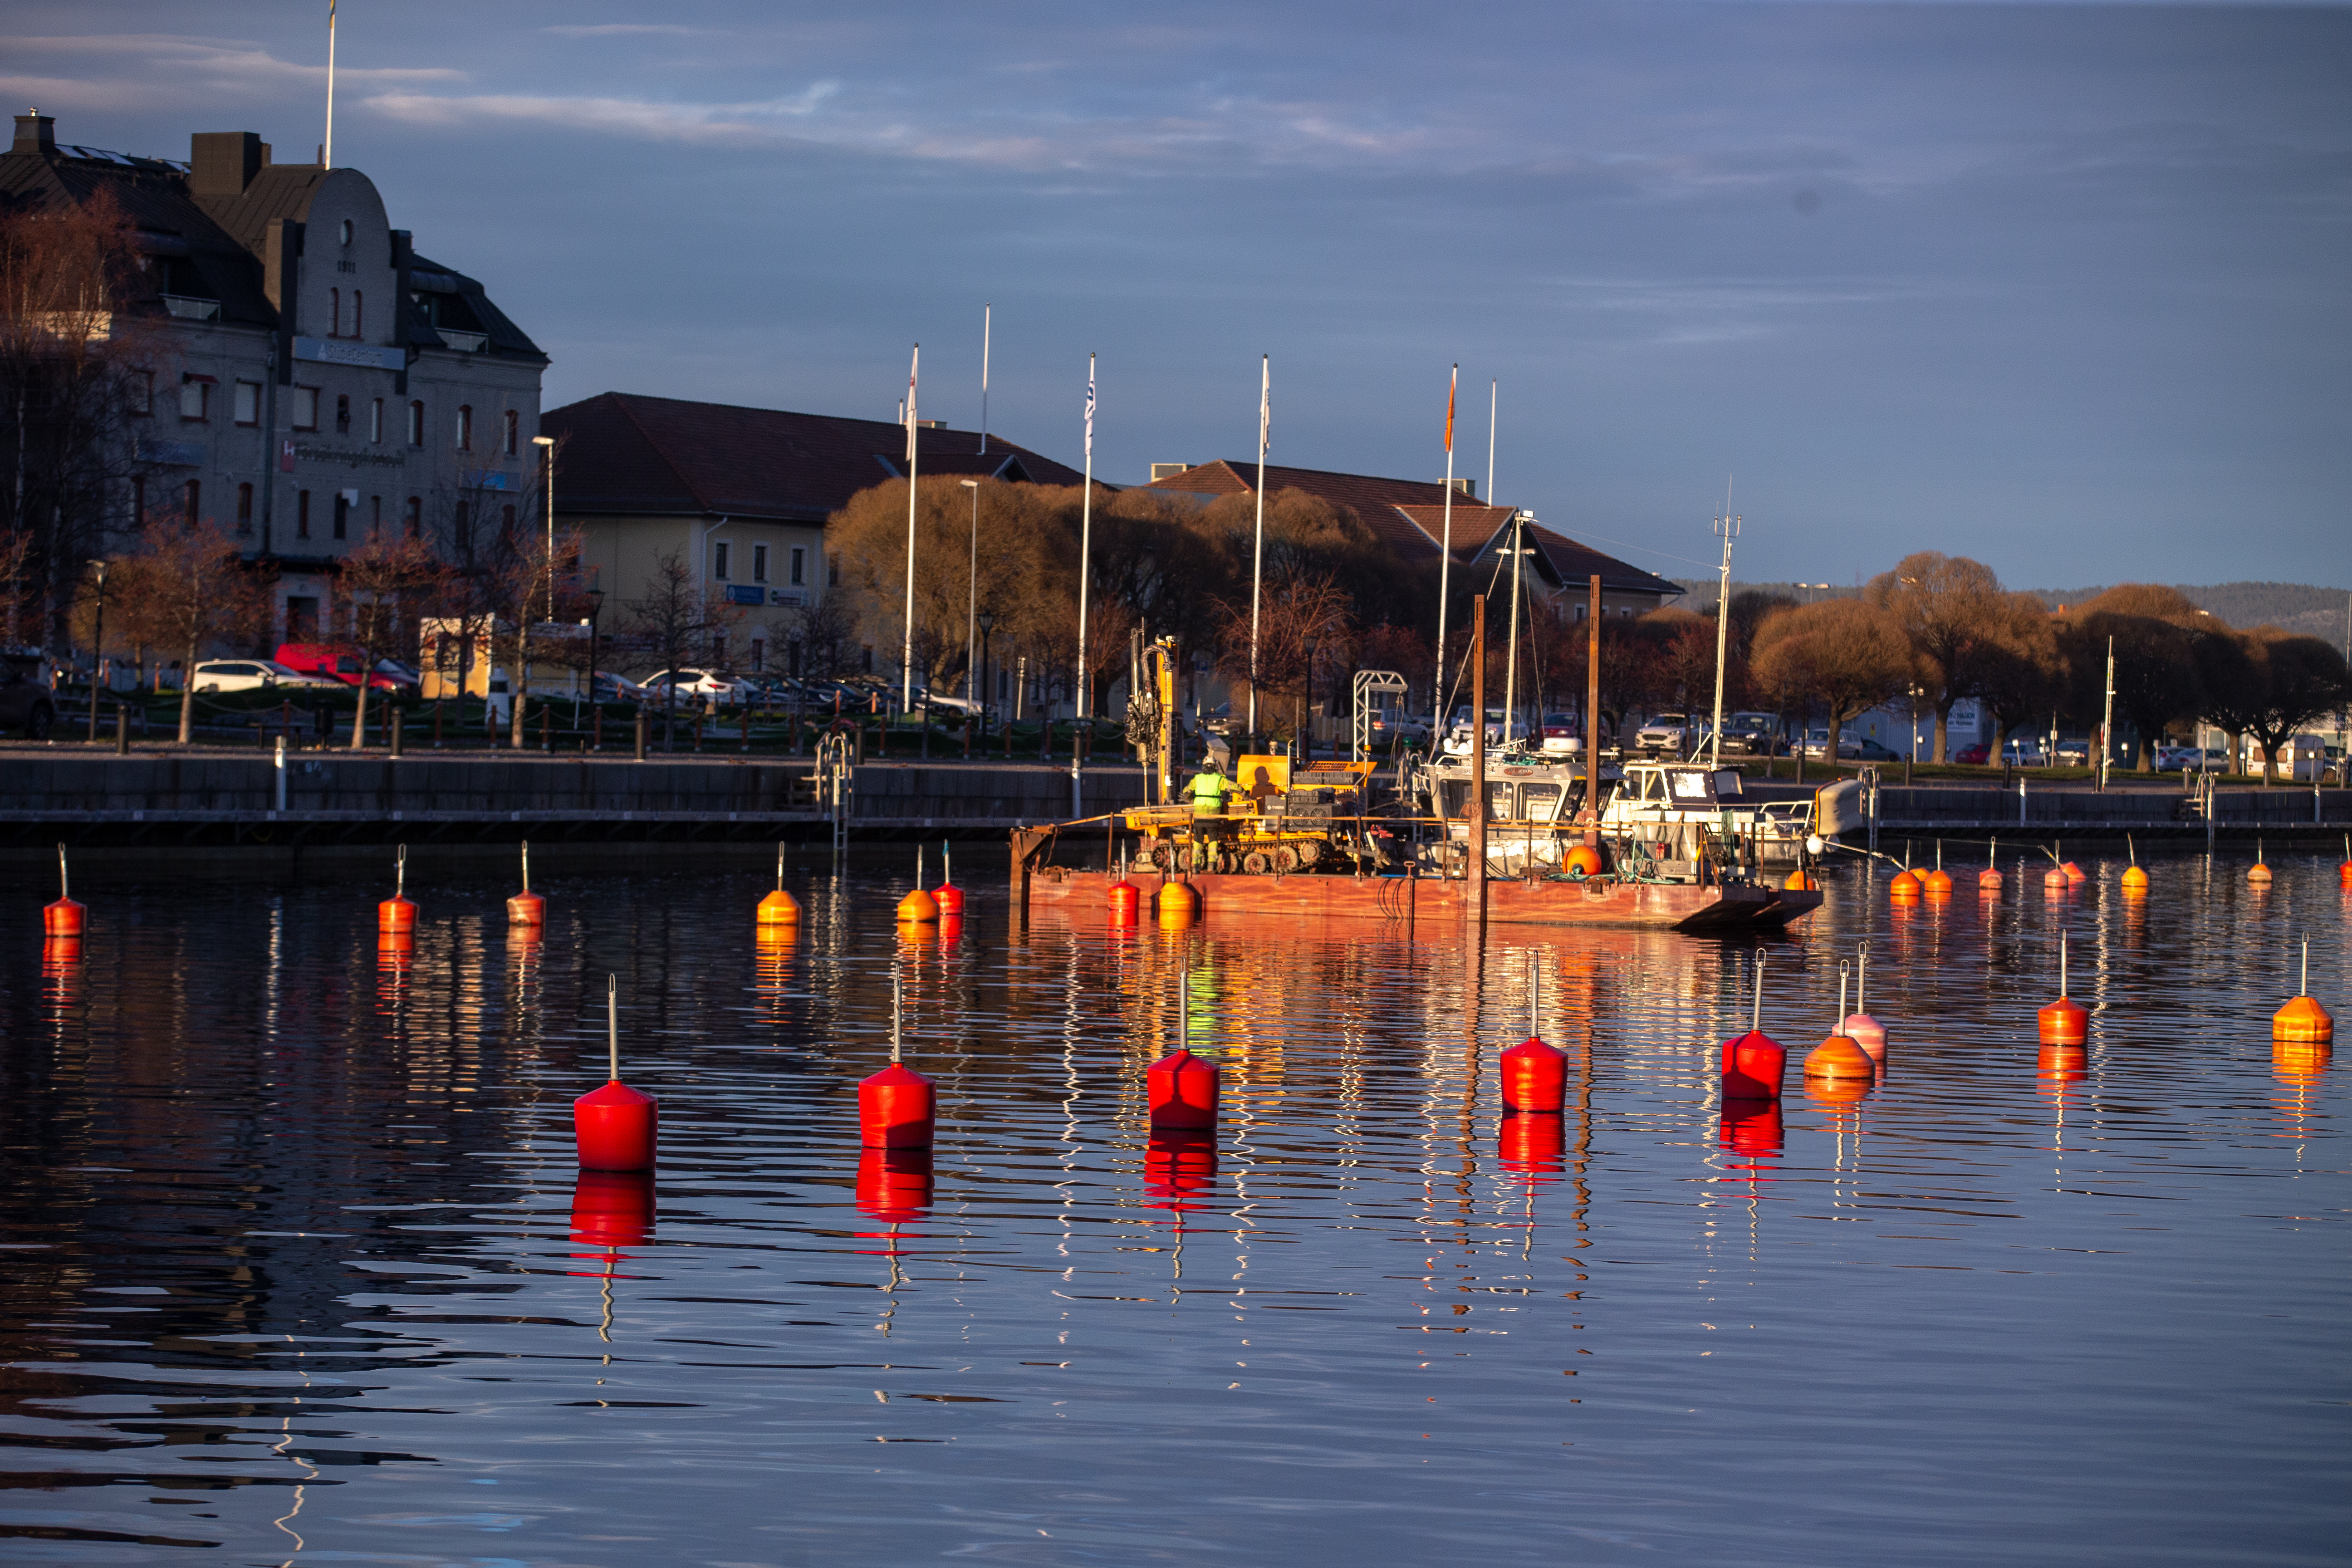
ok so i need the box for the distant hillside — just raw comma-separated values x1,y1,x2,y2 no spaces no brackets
1671,577,2349,646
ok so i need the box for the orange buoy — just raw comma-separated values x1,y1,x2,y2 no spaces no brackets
2274,940,2334,1043
378,844,417,933
377,930,415,967
1841,951,1886,1064
1889,868,1922,901
860,977,936,1147
2337,833,2351,887
1565,843,1604,879
931,840,965,917
42,843,84,937
1721,951,1786,1102
2038,931,2088,1045
855,1147,935,1222
1804,966,1876,1084
506,839,545,926
2248,838,2271,884
1784,868,1815,892
1148,965,1220,1131
1502,959,1567,1112
1156,879,1201,922
2274,1039,2331,1084
1924,841,1953,898
2062,861,2086,884
2121,865,2147,896
897,846,940,924
575,976,658,1171
757,843,801,927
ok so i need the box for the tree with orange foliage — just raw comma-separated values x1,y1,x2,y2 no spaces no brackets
108,514,270,743
1750,599,1911,763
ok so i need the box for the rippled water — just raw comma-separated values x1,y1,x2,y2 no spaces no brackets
2,846,2345,1566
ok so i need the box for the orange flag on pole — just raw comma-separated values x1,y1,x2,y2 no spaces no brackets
1444,364,1457,453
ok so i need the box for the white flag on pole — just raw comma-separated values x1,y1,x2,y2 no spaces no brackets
904,345,919,464
1084,362,1096,461
1258,357,1270,457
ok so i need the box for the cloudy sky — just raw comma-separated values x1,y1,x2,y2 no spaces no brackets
13,2,2348,588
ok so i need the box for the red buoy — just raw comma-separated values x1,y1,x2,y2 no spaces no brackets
506,838,545,926
2337,835,2351,888
1720,951,1786,1102
379,845,417,933
42,844,83,937
1108,877,1141,924
932,841,965,917
860,975,936,1147
1719,1103,1784,1157
855,1147,935,1222
1501,956,1567,1112
1499,1114,1567,1176
575,975,658,1171
2038,931,2088,1045
1145,1134,1219,1211
1149,1048,1220,1130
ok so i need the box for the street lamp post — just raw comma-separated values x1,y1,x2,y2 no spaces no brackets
1299,634,1317,761
960,479,980,706
86,559,106,744
585,584,605,749
977,609,996,743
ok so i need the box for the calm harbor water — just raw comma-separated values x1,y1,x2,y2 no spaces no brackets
1,847,2345,1566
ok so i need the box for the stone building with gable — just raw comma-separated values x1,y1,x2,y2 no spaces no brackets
0,109,546,650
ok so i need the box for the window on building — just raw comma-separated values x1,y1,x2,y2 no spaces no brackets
352,289,362,339
503,410,518,456
183,479,200,524
789,546,805,586
407,400,424,446
369,397,383,442
234,381,260,426
333,492,349,541
236,482,253,534
752,544,768,583
293,386,319,431
713,542,730,581
329,287,340,337
335,393,351,434
130,370,151,416
1573,603,1586,622
179,377,208,421
750,637,765,671
296,490,311,539
340,218,353,245
405,495,421,538
456,405,472,451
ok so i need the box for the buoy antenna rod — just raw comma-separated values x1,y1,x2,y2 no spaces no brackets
1751,950,1765,1035
56,842,67,901
892,974,904,1063
1178,961,1189,1053
606,973,620,1082
1529,950,1540,1042
944,840,953,887
1856,946,1867,1016
1838,959,1850,1031
395,843,407,900
521,839,531,894
2059,930,2068,999
916,845,925,892
2300,937,2309,999
2127,833,2136,867
776,842,785,891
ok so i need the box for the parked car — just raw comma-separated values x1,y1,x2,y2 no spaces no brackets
275,642,412,694
1441,707,1506,755
1538,711,1583,755
1853,736,1901,761
1953,742,1992,766
1636,711,1691,755
913,686,981,717
190,659,340,694
637,668,752,704
0,649,55,738
2053,739,2092,766
1716,712,1782,756
1999,739,2048,767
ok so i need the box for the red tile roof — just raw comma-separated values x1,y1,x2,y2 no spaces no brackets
544,392,1088,525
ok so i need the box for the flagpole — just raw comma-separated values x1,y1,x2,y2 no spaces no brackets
1432,364,1456,742
901,344,920,712
1076,353,1095,719
980,304,990,456
1485,378,1496,504
324,0,337,169
1248,354,1268,735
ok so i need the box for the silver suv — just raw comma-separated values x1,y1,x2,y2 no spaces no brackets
1635,711,1690,755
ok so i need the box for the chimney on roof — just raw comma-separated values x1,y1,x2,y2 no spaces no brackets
13,109,56,156
1149,463,1191,482
1448,476,1475,500
190,132,265,196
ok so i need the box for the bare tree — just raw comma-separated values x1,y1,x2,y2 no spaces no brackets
109,514,270,742
1864,553,2008,761
620,547,740,750
1974,593,2064,754
1750,598,1911,761
333,534,445,749
2201,629,2352,785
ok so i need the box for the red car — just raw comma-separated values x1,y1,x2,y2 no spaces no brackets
1953,743,1991,765
275,642,414,695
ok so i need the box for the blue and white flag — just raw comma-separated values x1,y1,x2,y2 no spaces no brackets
1084,357,1096,462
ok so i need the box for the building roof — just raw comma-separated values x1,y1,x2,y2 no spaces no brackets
542,392,1090,526
1147,461,1681,601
